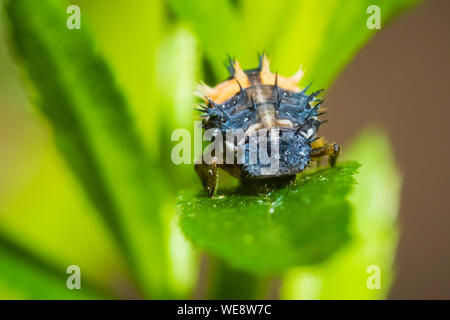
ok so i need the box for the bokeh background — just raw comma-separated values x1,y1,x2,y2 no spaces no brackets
0,0,448,299
321,0,450,299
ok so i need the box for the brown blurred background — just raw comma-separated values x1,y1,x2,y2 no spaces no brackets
323,0,450,299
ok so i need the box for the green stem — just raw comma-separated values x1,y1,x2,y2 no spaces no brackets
206,255,271,300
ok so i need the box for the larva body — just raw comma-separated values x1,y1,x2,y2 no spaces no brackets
196,54,339,197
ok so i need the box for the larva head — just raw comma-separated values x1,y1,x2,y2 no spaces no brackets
238,128,313,179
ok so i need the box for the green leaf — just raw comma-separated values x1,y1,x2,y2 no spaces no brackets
168,0,419,88
0,7,134,299
0,124,134,298
156,25,201,191
155,26,201,296
281,129,401,299
178,162,359,275
3,0,171,298
0,233,104,299
166,0,244,81
74,0,165,151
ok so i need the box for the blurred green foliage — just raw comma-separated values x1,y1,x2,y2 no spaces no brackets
281,129,401,299
0,0,416,299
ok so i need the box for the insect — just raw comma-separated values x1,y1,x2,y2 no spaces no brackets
195,54,340,197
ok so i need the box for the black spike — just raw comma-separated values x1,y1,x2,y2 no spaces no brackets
250,96,258,111
306,103,322,118
276,92,282,109
195,104,211,114
311,89,324,98
300,82,313,94
295,127,308,139
207,98,228,119
257,51,266,70
275,88,281,100
225,54,236,77
313,98,324,104
196,104,208,111
234,78,244,93
207,97,217,108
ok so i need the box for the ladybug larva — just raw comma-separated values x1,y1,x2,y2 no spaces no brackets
195,53,340,197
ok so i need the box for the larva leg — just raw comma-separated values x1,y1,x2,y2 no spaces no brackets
311,139,340,167
195,158,219,198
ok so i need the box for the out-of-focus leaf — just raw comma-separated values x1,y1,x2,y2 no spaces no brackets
0,114,135,298
0,16,134,299
155,26,200,297
156,26,199,130
166,0,244,81
76,0,164,151
281,129,401,299
3,0,170,298
169,0,419,89
0,233,103,299
178,162,359,275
